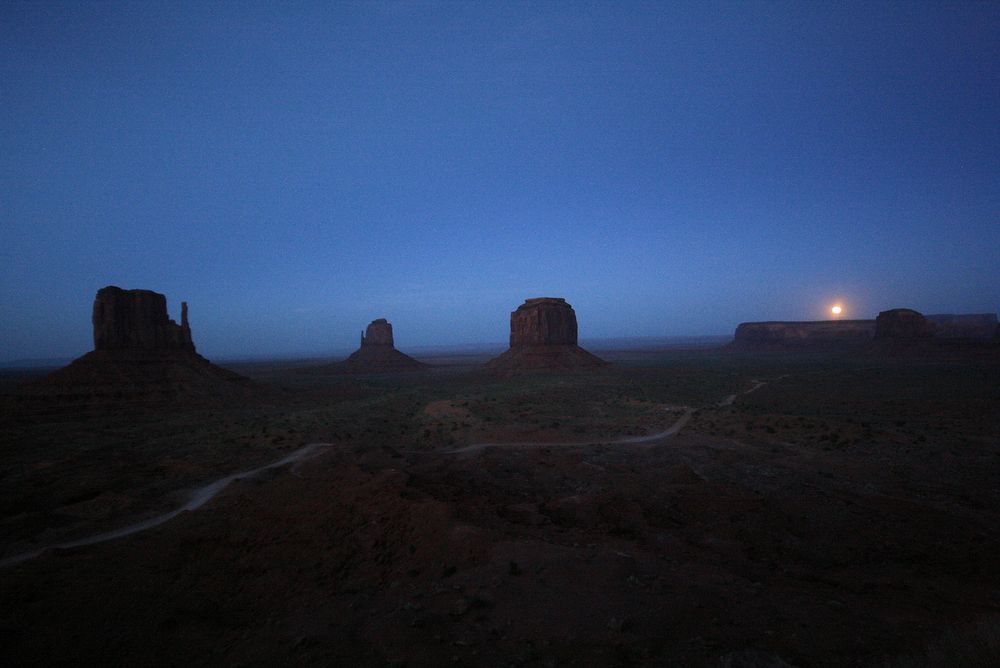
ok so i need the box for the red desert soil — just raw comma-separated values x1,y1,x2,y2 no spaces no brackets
2,351,1000,667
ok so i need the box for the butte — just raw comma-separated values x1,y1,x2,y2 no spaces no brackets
486,297,606,373
20,286,250,404
873,308,934,340
328,319,426,373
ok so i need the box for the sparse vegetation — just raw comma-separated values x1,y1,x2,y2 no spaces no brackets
1,348,999,667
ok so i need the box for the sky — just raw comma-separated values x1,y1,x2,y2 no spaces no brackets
2,1,998,360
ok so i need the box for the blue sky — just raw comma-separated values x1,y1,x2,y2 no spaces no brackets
3,1,998,359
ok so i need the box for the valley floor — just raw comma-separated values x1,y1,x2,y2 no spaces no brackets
2,348,999,666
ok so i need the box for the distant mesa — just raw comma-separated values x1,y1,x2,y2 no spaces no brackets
733,307,999,352
20,286,250,404
328,318,426,373
732,320,875,350
874,308,932,340
486,297,607,373
925,313,999,340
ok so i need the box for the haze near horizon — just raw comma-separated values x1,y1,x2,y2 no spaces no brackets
3,1,998,360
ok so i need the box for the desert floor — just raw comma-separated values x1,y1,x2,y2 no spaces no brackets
2,347,999,667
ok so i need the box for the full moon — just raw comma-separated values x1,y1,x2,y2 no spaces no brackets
831,305,842,315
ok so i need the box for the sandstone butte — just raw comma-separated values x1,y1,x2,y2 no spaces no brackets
331,318,426,373
874,308,933,340
486,297,606,373
21,286,250,403
92,286,195,352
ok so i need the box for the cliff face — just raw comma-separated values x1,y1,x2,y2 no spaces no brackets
874,309,932,340
361,319,394,347
92,286,193,352
732,320,875,348
733,309,1000,354
488,298,605,372
509,298,578,347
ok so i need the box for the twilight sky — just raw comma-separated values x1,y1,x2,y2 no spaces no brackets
3,1,998,360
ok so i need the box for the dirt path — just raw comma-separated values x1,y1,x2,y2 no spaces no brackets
441,407,695,454
444,377,772,454
1,377,780,568
0,442,333,569
718,379,769,406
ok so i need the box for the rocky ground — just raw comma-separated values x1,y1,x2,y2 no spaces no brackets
1,349,999,667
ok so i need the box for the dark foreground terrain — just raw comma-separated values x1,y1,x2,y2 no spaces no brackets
2,348,999,667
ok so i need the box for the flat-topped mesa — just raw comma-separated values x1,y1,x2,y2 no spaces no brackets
361,318,394,347
731,309,1000,354
732,320,875,348
93,286,194,352
487,297,606,372
874,308,932,340
510,297,578,347
926,313,999,340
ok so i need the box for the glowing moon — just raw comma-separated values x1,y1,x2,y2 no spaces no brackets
831,305,842,315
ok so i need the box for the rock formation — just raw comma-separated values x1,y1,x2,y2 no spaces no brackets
874,308,932,340
331,318,426,373
509,297,579,347
92,286,194,351
360,318,394,347
487,298,606,372
925,313,999,340
732,320,875,349
733,309,1000,351
21,286,250,404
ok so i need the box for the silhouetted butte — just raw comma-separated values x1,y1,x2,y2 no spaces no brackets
487,298,606,373
21,286,250,404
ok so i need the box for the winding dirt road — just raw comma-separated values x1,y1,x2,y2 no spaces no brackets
441,407,695,454
0,442,333,568
445,378,770,454
1,378,776,569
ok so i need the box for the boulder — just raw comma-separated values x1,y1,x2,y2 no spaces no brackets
487,298,606,372
874,308,932,340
